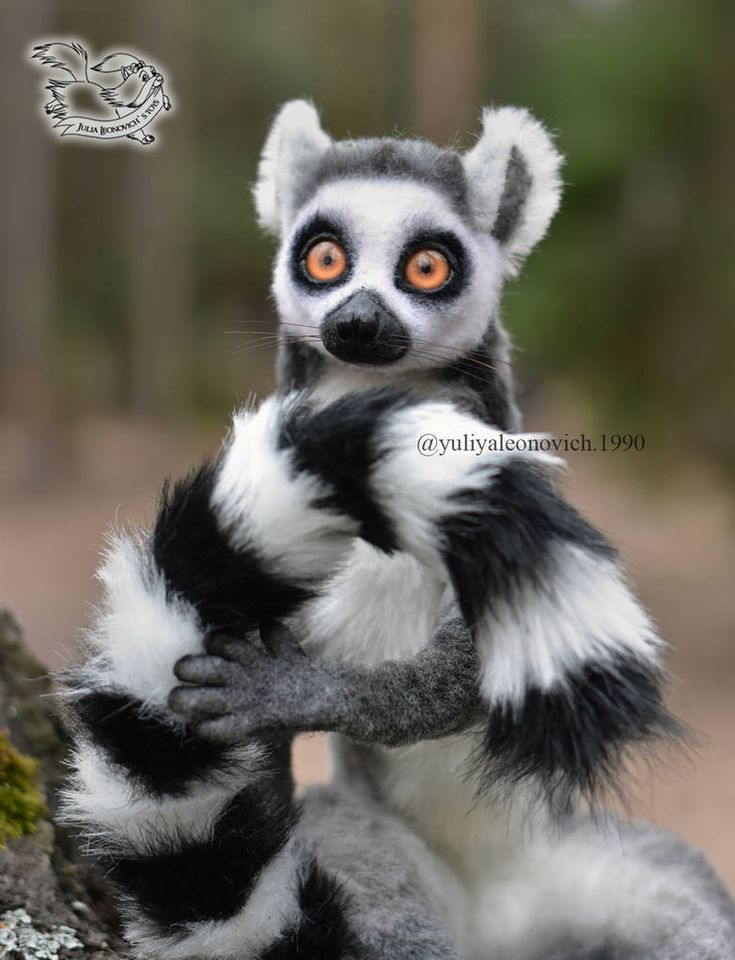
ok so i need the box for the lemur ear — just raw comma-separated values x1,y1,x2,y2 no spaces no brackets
253,100,332,236
463,107,563,274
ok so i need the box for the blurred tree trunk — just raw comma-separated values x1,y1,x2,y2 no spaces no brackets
125,0,193,415
0,611,123,958
0,0,59,486
314,0,392,134
410,0,481,142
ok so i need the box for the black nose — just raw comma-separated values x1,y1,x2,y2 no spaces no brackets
321,290,410,365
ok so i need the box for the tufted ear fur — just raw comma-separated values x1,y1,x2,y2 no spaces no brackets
463,107,563,274
253,100,332,236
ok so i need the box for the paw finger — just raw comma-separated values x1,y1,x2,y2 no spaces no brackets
205,633,260,665
194,715,256,744
260,621,305,659
174,655,233,685
168,685,229,720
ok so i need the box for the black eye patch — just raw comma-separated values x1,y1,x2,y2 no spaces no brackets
290,215,353,293
394,230,471,303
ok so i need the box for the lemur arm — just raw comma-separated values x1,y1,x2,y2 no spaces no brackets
171,615,482,747
171,387,679,807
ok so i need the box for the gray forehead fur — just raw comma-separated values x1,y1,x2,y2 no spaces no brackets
295,137,470,217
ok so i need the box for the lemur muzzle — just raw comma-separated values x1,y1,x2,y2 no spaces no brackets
321,289,410,365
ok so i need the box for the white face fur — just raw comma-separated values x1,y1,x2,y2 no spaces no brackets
272,178,506,377
255,100,563,388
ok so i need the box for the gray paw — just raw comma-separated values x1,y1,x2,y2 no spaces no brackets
169,623,336,743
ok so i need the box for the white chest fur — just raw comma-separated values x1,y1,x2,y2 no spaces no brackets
298,540,450,665
296,541,532,883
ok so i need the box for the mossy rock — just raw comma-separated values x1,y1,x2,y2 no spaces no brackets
0,731,47,847
0,611,124,958
0,610,67,803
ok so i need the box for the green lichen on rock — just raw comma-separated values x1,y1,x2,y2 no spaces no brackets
0,730,47,847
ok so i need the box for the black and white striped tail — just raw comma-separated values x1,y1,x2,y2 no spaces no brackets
278,388,681,806
62,386,678,955
61,393,361,957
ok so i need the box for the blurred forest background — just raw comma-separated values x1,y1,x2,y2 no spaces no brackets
0,0,733,889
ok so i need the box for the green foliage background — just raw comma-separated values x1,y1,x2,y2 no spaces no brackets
3,0,733,468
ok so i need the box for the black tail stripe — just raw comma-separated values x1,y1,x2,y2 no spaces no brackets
73,691,230,797
439,459,615,624
479,653,683,803
259,859,356,960
152,459,311,635
279,387,418,554
105,785,298,927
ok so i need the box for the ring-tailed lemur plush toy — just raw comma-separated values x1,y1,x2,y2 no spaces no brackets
61,102,735,960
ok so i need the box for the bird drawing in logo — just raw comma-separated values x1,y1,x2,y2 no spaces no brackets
31,41,171,145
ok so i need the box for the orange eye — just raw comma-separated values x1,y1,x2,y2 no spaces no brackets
403,249,451,291
304,239,347,283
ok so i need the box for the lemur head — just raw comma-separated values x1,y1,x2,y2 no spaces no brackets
254,100,563,428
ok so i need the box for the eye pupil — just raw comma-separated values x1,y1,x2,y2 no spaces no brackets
404,248,450,291
304,239,346,283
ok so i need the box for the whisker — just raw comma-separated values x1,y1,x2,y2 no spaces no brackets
228,336,280,354
231,319,322,331
382,337,489,369
381,333,501,373
402,335,511,369
225,330,283,337
228,326,504,387
400,348,496,386
414,347,498,373
229,334,324,359
229,333,281,342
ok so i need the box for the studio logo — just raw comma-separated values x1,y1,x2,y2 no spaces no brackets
30,40,171,146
